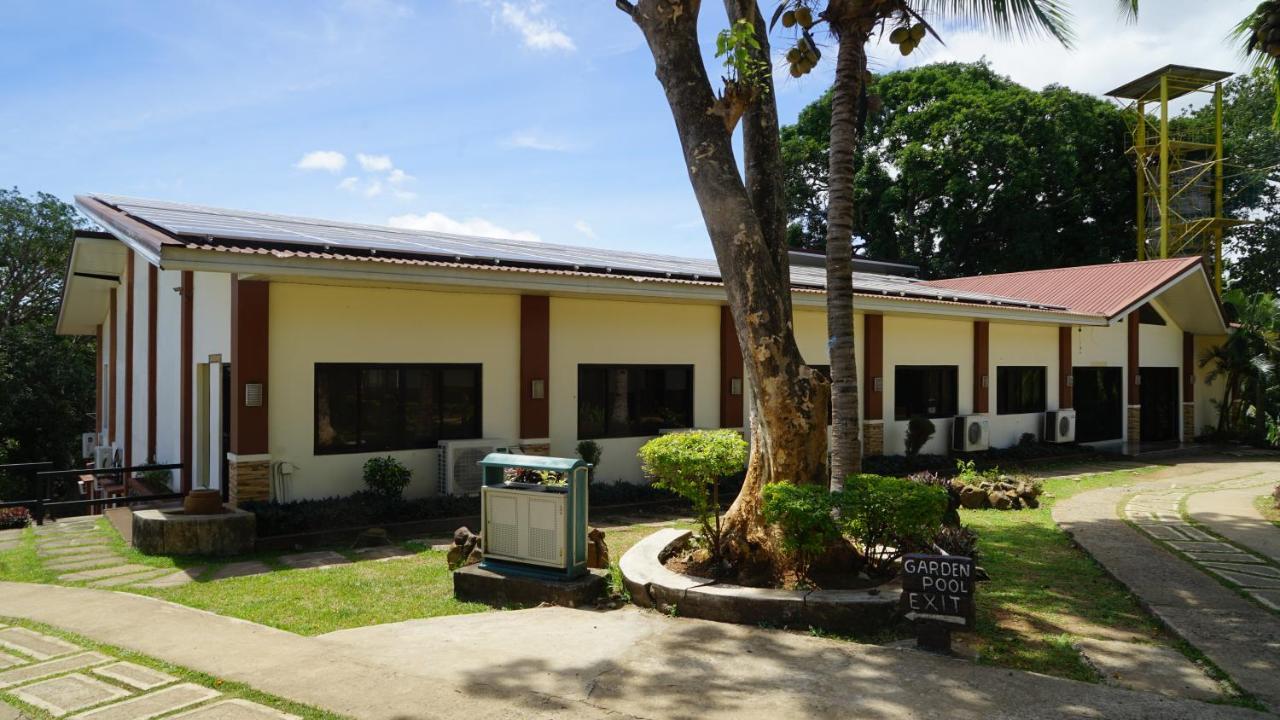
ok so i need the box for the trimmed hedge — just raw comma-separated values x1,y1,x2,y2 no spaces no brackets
864,442,1101,477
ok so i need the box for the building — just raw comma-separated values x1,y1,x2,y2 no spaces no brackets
57,195,1228,504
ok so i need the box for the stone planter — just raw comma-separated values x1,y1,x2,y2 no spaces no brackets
619,528,901,633
132,508,256,557
183,489,224,515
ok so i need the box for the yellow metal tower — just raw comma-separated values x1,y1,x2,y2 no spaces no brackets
1107,65,1238,295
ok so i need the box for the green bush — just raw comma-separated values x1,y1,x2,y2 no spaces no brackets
905,415,936,457
638,429,748,561
761,483,839,580
576,440,602,482
362,456,413,500
834,474,948,576
932,524,980,562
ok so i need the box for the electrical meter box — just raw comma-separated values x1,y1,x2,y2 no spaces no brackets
478,453,590,579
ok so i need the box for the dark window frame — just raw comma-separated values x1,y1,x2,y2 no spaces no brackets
577,363,695,440
996,365,1048,415
893,365,959,421
313,362,483,455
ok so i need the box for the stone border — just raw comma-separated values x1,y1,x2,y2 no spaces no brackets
619,529,900,632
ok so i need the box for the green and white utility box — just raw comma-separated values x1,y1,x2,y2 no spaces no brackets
478,453,589,580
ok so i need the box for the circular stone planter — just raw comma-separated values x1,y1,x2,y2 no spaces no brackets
618,528,901,633
132,508,256,557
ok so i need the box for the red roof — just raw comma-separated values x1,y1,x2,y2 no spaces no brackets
919,257,1205,319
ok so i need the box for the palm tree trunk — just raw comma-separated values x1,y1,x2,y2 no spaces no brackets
824,12,867,488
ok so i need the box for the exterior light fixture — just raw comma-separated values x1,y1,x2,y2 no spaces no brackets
531,379,546,400
730,378,743,396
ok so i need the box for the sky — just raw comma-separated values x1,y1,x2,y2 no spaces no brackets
0,0,1259,259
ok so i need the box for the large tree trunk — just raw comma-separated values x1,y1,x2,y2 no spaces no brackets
626,0,829,574
824,5,867,488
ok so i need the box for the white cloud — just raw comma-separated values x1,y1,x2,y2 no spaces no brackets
574,219,597,240
337,176,359,191
498,2,575,52
387,167,414,184
364,180,384,197
295,150,347,173
389,211,541,242
357,153,394,172
504,129,573,152
392,188,418,201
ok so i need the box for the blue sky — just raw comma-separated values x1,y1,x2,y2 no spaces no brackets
0,0,1255,258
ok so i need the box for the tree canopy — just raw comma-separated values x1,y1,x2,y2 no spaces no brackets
782,61,1135,278
0,188,94,474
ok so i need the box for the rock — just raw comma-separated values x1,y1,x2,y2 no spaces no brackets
998,474,1016,484
466,547,483,566
448,526,482,569
1010,495,1024,510
960,486,987,509
586,527,610,569
1024,495,1040,509
446,546,464,568
988,491,1013,510
453,527,477,546
690,547,713,565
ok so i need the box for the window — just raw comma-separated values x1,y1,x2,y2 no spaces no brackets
894,366,958,420
578,364,694,439
996,366,1047,415
314,363,481,454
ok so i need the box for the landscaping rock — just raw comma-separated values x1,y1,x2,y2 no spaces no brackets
447,527,482,570
988,491,1013,510
586,527,610,569
959,486,987,509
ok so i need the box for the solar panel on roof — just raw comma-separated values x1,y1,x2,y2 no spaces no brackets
89,194,1066,310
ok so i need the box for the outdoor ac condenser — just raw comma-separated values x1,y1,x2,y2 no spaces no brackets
1044,409,1076,443
951,416,990,452
437,439,513,496
93,445,117,469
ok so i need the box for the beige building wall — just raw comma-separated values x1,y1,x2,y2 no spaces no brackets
883,314,974,456
1195,334,1229,436
548,296,720,485
988,322,1060,448
1139,301,1183,369
268,282,520,501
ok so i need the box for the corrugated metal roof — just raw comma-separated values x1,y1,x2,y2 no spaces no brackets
919,257,1205,319
79,194,1072,312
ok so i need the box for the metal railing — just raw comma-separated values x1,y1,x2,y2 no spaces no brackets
1,463,183,524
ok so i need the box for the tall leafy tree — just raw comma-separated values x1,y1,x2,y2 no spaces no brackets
771,0,1134,485
0,189,94,476
782,62,1136,277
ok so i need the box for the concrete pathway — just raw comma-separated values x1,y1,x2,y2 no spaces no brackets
0,618,299,720
1055,456,1280,713
1187,484,1280,565
0,582,1266,720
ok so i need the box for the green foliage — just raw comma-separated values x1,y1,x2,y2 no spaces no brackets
638,430,748,559
955,459,982,486
833,474,948,575
576,439,602,481
714,19,768,87
932,523,980,562
0,189,95,469
904,415,935,457
761,482,839,579
0,506,31,530
781,62,1134,275
1200,289,1280,441
361,456,412,499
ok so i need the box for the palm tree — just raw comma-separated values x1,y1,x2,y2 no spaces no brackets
1232,3,1280,126
1202,289,1280,438
772,0,1136,487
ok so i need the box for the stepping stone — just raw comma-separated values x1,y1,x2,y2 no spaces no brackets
0,528,23,541
59,564,160,583
38,546,114,559
352,546,415,562
10,672,131,717
45,557,125,573
0,652,112,689
134,567,207,589
70,683,220,720
0,650,26,669
1201,562,1280,578
278,551,348,570
1184,551,1263,563
1166,541,1240,554
0,701,25,720
170,699,301,720
1249,589,1280,612
1137,525,1188,541
1206,567,1280,589
1075,638,1221,701
92,662,176,691
0,627,81,661
88,569,170,588
1165,524,1218,542
206,561,270,581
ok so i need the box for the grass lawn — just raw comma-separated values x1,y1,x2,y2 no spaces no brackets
1255,493,1280,527
959,467,1168,682
0,617,349,720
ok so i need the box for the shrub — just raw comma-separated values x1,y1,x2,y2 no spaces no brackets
0,506,32,530
833,474,948,576
932,524,980,562
362,457,412,500
908,471,961,527
638,429,748,561
761,483,839,580
576,440,602,482
905,415,936,457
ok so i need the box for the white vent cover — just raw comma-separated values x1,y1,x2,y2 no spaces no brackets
244,383,264,407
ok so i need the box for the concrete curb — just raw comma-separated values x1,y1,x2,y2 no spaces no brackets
618,529,900,632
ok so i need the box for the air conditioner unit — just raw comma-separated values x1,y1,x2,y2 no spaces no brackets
81,433,98,460
438,439,513,496
1044,409,1076,443
94,445,118,469
952,416,990,452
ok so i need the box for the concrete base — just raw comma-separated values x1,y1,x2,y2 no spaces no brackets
132,508,256,557
453,564,606,609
